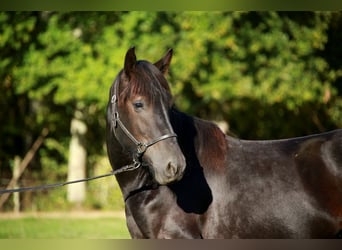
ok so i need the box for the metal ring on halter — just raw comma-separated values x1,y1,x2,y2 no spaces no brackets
111,94,117,104
133,158,142,169
137,143,148,155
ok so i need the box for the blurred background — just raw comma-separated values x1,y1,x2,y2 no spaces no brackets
1,11,342,215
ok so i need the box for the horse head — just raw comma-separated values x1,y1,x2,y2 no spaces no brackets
108,47,186,185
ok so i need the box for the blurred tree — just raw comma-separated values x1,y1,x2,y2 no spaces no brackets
0,12,122,207
167,12,341,139
11,12,123,205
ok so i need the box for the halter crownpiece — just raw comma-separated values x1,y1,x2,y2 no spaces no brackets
111,80,177,171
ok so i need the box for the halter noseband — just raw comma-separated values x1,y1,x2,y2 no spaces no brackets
111,80,177,170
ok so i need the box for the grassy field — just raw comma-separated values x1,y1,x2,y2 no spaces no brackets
0,212,130,239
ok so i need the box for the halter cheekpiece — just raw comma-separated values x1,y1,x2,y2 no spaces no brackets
111,79,177,172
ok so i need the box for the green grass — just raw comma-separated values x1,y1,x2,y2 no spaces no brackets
0,216,130,239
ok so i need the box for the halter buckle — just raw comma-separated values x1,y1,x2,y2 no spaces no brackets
111,94,119,128
113,112,119,128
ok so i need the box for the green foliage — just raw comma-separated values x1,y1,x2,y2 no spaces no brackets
1,11,342,211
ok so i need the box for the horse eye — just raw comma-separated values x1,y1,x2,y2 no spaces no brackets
133,101,144,110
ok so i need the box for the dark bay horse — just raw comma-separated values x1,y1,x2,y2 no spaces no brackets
106,47,342,238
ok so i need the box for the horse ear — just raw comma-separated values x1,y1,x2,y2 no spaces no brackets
124,46,136,78
154,48,173,75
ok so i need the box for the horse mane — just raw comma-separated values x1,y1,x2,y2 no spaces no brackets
118,60,173,107
192,116,228,169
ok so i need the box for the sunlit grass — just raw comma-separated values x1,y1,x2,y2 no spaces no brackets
0,214,130,239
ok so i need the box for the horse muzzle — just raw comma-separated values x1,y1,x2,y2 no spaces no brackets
150,153,186,185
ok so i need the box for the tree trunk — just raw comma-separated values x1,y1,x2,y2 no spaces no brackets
13,156,21,213
67,109,87,206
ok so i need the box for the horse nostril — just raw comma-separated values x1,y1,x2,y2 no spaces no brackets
166,161,178,177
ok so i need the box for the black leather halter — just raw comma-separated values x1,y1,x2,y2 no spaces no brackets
111,79,177,171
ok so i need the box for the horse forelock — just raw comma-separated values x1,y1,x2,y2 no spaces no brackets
117,60,173,107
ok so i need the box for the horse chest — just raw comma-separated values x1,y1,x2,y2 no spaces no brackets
125,189,203,239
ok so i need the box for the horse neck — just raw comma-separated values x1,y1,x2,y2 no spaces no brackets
116,166,155,201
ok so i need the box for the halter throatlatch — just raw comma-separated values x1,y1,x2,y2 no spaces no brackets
111,80,177,173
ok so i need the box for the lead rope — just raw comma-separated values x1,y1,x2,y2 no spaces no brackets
1,79,176,195
0,163,141,195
